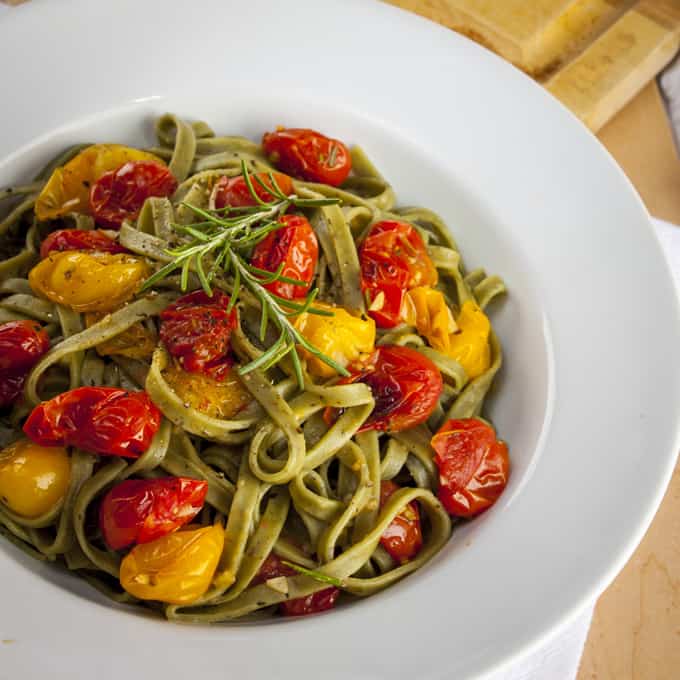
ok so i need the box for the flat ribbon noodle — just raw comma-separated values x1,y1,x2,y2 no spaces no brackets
0,112,508,623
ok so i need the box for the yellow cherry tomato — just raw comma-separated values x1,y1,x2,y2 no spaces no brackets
293,302,375,378
84,312,156,360
402,286,458,353
447,300,491,379
35,144,163,221
0,438,70,518
162,361,251,419
119,524,224,605
29,251,150,313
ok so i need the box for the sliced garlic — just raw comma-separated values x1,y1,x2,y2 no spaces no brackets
265,576,289,595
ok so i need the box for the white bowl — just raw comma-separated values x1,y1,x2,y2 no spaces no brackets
1,1,679,678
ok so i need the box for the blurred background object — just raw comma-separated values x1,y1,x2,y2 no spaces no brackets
388,0,680,132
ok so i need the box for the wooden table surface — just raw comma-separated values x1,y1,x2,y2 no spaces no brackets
384,3,680,679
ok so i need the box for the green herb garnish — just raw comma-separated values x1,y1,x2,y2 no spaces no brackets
140,161,349,387
281,560,344,588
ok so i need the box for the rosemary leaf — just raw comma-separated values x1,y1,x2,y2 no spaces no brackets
281,561,344,588
138,159,346,387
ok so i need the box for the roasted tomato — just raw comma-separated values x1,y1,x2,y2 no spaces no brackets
360,221,437,328
162,361,251,419
251,552,340,617
431,418,509,518
379,480,423,563
401,286,457,352
250,214,318,299
292,302,375,378
213,172,293,209
0,438,70,518
40,229,128,259
29,251,149,313
446,301,491,380
99,477,208,550
84,313,156,360
0,320,50,408
159,290,237,379
325,345,442,433
23,387,161,458
90,160,178,229
403,293,490,379
280,587,340,617
262,128,351,186
120,523,224,605
35,144,163,221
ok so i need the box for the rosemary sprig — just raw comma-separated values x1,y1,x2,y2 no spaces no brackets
140,161,348,385
281,560,344,588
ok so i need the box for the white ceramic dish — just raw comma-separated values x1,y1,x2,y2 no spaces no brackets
1,1,679,678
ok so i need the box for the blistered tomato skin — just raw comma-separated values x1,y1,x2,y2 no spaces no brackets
262,128,351,186
159,290,237,379
446,301,492,380
281,588,340,617
90,160,178,229
251,553,340,617
23,387,161,458
0,439,70,518
326,345,442,433
40,229,128,258
401,286,457,352
35,144,164,221
162,361,251,419
292,302,375,378
213,172,293,208
379,481,423,564
360,220,437,328
28,251,149,313
0,320,50,408
84,313,156,360
99,477,208,550
250,214,319,300
119,524,224,605
432,418,510,518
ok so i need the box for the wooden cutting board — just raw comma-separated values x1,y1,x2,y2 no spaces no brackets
388,0,680,131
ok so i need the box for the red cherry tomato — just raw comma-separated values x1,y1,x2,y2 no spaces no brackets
360,221,438,328
213,172,294,209
431,418,510,518
262,128,351,187
23,387,161,458
363,280,408,330
40,228,128,259
250,214,318,299
99,477,208,550
159,290,237,380
325,345,442,433
379,480,423,563
251,552,339,617
0,321,50,408
89,160,178,229
280,587,340,617
251,552,298,584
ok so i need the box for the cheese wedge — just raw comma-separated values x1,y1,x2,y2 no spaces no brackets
546,0,680,130
433,0,632,75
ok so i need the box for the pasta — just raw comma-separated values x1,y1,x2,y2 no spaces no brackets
0,115,507,621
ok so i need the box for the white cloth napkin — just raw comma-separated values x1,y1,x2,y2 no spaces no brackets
654,218,680,290
660,54,680,147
